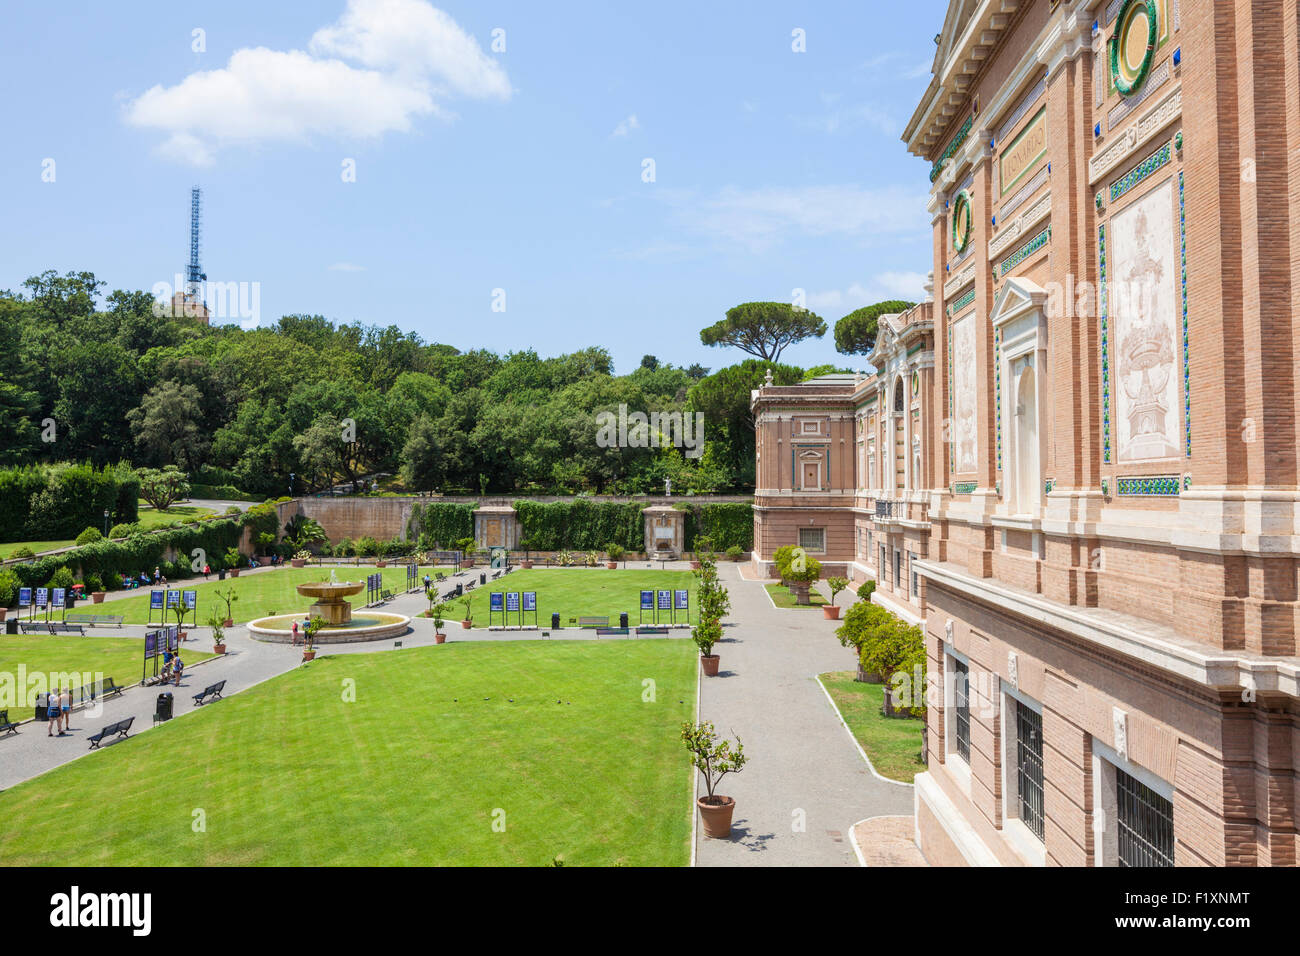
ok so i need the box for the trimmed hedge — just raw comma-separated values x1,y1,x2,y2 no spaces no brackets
0,463,139,544
408,502,477,549
7,503,279,590
678,502,753,552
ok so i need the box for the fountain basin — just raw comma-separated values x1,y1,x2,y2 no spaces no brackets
296,580,367,626
247,612,411,644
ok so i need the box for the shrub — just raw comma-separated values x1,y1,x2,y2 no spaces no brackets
357,536,380,558
0,568,19,608
725,545,743,561
0,462,138,544
81,572,103,594
857,579,877,602
9,545,36,561
109,522,139,538
75,527,103,546
606,543,625,562
48,567,76,590
336,537,354,557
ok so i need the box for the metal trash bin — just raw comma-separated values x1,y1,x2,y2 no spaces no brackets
620,612,629,629
155,692,174,723
35,692,49,721
479,573,486,585
551,612,561,630
4,618,16,635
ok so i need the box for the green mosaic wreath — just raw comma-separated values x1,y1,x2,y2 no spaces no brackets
1110,0,1158,98
951,189,973,254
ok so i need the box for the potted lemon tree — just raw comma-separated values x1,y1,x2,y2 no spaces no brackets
207,612,228,654
302,617,322,661
824,576,849,620
460,595,474,629
682,721,748,839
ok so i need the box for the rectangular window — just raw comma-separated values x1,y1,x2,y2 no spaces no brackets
893,549,902,587
910,551,919,597
1015,704,1045,841
798,527,825,553
953,660,970,762
1117,769,1174,867
880,545,887,583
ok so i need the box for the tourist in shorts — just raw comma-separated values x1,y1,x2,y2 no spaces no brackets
173,656,184,686
47,693,59,737
60,687,72,732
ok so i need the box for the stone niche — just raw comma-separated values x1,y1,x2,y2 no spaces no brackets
474,505,521,551
642,505,684,558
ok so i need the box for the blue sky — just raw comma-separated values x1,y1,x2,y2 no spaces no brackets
0,0,949,374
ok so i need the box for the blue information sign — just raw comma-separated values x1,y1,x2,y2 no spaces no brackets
150,590,165,610
522,592,536,612
35,588,48,608
674,589,689,610
640,590,653,610
166,589,181,608
489,592,504,612
183,589,198,608
52,588,65,608
144,631,159,660
18,588,31,608
505,592,519,613
657,589,671,610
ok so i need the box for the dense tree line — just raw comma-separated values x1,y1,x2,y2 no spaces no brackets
0,271,855,497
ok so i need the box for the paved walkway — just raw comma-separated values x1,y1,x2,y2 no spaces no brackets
694,564,914,867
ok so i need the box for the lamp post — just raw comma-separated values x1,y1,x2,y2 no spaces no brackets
103,509,110,537
289,472,295,497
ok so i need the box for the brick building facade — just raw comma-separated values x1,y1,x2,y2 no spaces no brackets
751,0,1299,865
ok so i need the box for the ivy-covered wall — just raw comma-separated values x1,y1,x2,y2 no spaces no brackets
407,502,477,548
514,500,647,551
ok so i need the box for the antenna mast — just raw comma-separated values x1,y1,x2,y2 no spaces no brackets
186,186,205,299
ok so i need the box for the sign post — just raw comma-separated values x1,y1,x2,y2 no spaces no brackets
639,589,653,625
489,591,504,627
18,587,32,622
657,589,672,625
522,591,537,629
505,591,519,626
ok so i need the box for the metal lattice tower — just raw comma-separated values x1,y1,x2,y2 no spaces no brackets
185,186,205,297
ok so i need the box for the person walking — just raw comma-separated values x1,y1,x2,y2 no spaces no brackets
46,693,59,737
60,686,72,733
203,563,211,580
173,656,184,686
291,620,300,646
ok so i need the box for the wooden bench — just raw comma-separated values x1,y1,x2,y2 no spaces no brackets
0,709,18,737
434,572,446,582
595,627,629,636
47,623,86,635
76,678,124,706
192,680,226,706
578,616,609,629
380,589,395,602
88,716,134,749
635,626,670,636
65,613,124,627
17,621,48,634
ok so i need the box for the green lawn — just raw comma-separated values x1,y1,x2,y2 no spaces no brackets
0,539,74,559
0,640,698,866
436,568,698,628
0,636,215,720
104,566,428,625
820,671,926,783
764,583,828,608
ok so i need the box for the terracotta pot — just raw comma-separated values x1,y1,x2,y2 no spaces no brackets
606,562,618,570
435,633,447,644
91,592,106,604
213,643,227,655
700,654,720,676
459,560,474,569
302,650,316,662
229,569,240,578
822,605,841,620
376,560,388,568
690,561,701,570
521,560,534,569
0,608,6,621
291,559,306,568
223,617,234,628
696,796,736,839
460,620,472,629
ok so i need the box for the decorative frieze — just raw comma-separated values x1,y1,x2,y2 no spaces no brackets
930,114,974,183
989,191,1052,261
1180,171,1189,457
997,76,1048,146
1099,224,1112,463
999,226,1051,277
1109,141,1172,202
1108,58,1170,131
943,262,975,300
1116,475,1181,496
948,287,976,316
1089,87,1181,184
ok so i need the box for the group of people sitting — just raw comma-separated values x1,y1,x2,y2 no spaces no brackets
159,650,185,685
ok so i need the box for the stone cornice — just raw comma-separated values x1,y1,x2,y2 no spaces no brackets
943,262,976,300
1089,86,1182,184
988,190,1051,260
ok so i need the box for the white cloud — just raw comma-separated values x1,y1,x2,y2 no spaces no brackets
611,114,640,137
328,262,367,272
806,272,929,314
124,0,510,165
666,184,929,252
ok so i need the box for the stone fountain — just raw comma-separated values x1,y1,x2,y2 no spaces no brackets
246,571,410,644
297,579,365,625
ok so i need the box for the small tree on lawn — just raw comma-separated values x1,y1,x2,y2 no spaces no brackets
681,720,747,805
694,554,731,622
137,466,191,512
